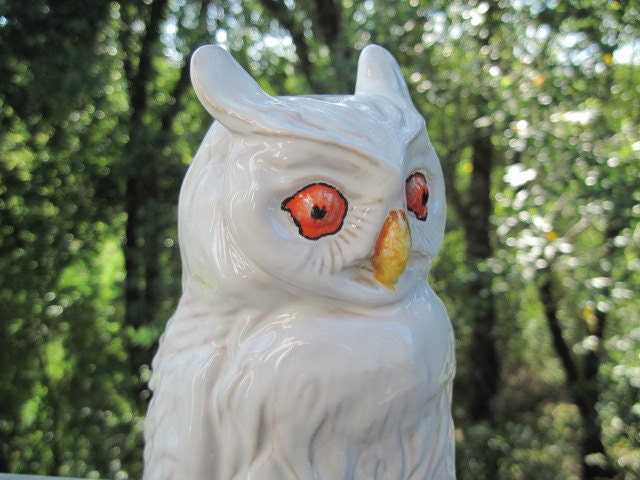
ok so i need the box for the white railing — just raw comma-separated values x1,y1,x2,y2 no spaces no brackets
0,475,98,480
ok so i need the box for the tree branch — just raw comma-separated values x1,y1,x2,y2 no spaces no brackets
159,0,214,134
258,0,326,93
537,267,580,386
129,0,170,122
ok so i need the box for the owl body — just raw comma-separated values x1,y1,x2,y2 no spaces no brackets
144,45,455,479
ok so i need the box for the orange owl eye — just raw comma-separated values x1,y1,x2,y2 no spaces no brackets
282,183,348,240
405,172,429,221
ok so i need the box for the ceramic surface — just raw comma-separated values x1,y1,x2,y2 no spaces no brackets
144,44,456,479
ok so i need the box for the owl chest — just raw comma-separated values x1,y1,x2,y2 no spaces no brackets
215,303,450,439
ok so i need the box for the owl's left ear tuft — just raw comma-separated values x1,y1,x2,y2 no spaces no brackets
355,44,412,106
190,45,277,133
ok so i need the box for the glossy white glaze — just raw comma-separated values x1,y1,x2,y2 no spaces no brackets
144,44,455,479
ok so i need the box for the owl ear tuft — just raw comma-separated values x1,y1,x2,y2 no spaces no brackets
355,44,412,106
190,45,276,133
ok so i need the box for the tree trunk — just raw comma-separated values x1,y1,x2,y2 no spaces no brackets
538,269,617,479
258,0,354,94
464,130,500,422
121,0,169,409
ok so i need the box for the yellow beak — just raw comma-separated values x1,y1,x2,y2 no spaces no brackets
371,210,411,289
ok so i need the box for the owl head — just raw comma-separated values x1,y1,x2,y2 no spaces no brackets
181,44,445,307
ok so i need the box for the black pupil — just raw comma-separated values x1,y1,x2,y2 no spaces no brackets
311,204,327,220
422,190,429,206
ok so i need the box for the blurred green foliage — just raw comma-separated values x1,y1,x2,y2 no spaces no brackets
0,0,638,479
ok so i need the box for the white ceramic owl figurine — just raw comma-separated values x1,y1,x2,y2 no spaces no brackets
143,44,456,479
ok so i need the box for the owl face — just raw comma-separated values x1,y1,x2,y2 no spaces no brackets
189,45,445,306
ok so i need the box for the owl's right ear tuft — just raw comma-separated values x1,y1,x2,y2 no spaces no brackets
190,45,276,133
